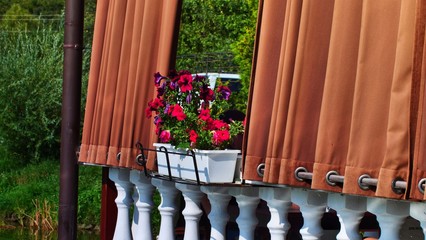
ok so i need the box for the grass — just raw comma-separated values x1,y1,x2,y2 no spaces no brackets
0,150,163,238
0,152,102,232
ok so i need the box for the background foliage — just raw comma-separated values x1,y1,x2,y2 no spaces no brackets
177,0,258,112
0,0,97,229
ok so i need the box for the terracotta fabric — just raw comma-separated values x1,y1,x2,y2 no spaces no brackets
244,0,421,199
79,0,182,170
410,0,426,200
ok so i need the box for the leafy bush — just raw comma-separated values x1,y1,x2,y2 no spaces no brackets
0,21,91,161
0,27,63,161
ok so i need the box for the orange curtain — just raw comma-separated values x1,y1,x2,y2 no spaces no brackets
78,0,182,170
244,0,423,199
410,1,426,200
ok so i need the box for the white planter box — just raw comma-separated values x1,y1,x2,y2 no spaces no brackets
154,143,240,183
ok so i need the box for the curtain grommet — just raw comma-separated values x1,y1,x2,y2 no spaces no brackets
136,153,144,166
116,152,121,162
326,170,339,186
358,174,371,190
294,167,308,182
418,178,426,194
257,163,265,177
391,177,405,195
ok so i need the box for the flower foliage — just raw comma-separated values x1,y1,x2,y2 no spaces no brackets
146,70,244,150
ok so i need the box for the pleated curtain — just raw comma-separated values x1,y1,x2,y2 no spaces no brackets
78,0,182,170
244,0,425,200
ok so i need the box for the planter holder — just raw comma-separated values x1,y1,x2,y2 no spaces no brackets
136,143,240,185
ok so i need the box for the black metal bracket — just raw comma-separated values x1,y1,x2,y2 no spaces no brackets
135,143,202,185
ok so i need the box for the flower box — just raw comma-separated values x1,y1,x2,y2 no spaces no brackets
154,143,240,183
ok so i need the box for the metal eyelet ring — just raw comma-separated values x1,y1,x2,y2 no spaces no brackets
418,178,426,194
391,177,405,195
326,170,339,186
257,163,265,177
116,152,121,162
135,154,144,166
358,174,371,190
294,167,308,182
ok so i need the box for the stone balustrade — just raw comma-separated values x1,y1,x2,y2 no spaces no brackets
109,168,425,240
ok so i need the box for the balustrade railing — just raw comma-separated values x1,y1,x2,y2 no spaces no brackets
108,168,425,240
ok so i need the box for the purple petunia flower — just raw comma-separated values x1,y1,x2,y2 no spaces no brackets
169,81,177,90
164,104,170,114
157,82,166,97
186,93,192,104
154,72,165,86
217,86,231,100
154,115,162,125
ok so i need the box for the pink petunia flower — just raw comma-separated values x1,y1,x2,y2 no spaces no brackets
159,130,171,143
171,104,186,121
212,130,230,145
212,119,229,130
198,109,211,121
178,73,193,92
189,130,198,144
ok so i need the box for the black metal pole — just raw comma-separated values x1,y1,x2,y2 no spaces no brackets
59,0,84,239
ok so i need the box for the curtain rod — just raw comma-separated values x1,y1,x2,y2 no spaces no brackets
294,167,412,194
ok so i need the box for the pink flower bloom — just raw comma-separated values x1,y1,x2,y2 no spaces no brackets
145,107,152,118
212,130,230,145
159,130,171,143
200,87,215,101
198,109,211,121
171,104,186,121
178,73,193,92
212,119,228,130
148,98,164,110
189,130,198,144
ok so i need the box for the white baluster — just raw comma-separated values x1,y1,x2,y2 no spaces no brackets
291,188,327,239
367,198,409,240
175,183,206,240
109,168,134,240
328,193,366,240
229,187,260,240
260,187,291,240
129,170,154,240
409,202,426,238
152,179,180,240
200,186,232,240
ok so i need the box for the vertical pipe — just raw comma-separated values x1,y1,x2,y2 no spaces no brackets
59,0,84,239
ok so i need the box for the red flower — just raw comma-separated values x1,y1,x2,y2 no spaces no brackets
189,130,198,144
200,87,215,101
178,73,193,92
159,130,171,143
204,118,215,130
212,119,228,130
171,104,186,121
212,130,230,145
198,109,211,121
148,98,164,110
145,107,152,118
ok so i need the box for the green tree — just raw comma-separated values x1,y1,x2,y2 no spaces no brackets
177,0,256,71
177,0,258,112
230,0,258,112
0,28,64,161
